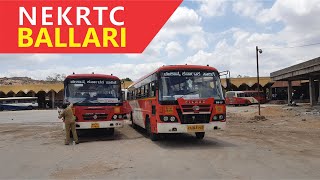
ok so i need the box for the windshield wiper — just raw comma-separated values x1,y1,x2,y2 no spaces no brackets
73,98,97,105
180,90,199,98
73,99,87,105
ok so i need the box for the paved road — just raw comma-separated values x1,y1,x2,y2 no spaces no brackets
0,109,59,123
0,107,319,179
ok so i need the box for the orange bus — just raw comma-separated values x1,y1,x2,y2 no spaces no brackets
63,74,125,135
125,65,226,140
225,91,266,106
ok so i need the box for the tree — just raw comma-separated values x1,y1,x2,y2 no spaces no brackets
121,77,132,81
46,73,66,82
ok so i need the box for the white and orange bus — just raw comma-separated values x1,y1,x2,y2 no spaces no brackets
225,91,266,106
125,65,226,140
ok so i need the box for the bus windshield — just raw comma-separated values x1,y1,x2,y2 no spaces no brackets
159,71,224,101
65,79,121,105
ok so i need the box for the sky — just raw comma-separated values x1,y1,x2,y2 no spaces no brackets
1,0,320,80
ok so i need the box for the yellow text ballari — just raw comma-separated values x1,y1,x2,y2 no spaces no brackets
18,27,126,48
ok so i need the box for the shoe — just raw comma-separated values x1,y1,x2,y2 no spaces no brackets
75,141,79,144
65,142,69,145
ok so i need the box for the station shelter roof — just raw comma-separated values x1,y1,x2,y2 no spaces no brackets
220,77,273,88
0,83,63,94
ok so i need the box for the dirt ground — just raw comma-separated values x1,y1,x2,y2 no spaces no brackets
0,104,319,179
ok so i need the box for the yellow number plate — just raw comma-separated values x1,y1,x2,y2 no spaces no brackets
215,106,224,114
165,106,174,114
187,125,204,132
91,123,100,128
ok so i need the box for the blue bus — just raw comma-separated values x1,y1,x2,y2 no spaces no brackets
0,97,38,111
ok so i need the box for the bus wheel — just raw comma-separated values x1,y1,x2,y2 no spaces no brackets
195,132,205,139
146,118,158,141
28,106,33,110
107,128,115,136
0,107,3,111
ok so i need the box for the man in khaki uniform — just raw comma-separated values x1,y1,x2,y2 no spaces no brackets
58,103,79,145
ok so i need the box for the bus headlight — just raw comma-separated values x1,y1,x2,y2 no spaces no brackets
113,115,117,120
213,115,218,121
219,115,224,120
160,115,177,122
118,115,123,119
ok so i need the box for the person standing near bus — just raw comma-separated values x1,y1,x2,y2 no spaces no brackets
58,103,79,145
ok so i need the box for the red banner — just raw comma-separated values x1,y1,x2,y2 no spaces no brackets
0,0,183,53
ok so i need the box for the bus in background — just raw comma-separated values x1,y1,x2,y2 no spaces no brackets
0,97,38,111
225,91,266,106
126,65,226,140
64,74,125,135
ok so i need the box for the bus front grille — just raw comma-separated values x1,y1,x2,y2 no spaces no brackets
177,109,210,124
82,113,108,120
181,105,211,113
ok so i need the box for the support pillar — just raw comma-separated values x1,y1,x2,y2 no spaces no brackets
51,91,55,109
288,80,292,105
309,77,316,106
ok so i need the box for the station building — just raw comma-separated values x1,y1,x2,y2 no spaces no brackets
1,58,319,109
0,77,284,108
0,77,313,108
0,83,64,108
270,56,320,106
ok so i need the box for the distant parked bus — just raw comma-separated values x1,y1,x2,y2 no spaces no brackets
0,97,38,111
125,65,226,140
225,91,266,106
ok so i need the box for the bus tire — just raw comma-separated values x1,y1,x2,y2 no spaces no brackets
28,106,33,110
195,132,205,139
107,128,115,136
0,107,3,111
146,118,158,141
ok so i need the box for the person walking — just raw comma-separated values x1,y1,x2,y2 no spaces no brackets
58,103,79,145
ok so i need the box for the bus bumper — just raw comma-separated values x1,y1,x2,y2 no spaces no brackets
156,122,226,133
63,121,124,130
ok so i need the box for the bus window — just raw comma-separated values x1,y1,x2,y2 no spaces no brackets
141,86,145,97
151,82,156,97
145,84,149,97
226,92,235,98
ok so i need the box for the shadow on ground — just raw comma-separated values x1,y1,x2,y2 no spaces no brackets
77,129,124,143
131,124,236,150
77,125,145,143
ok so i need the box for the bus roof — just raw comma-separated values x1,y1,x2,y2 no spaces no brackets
156,65,218,72
129,65,219,88
65,74,120,80
0,97,38,101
